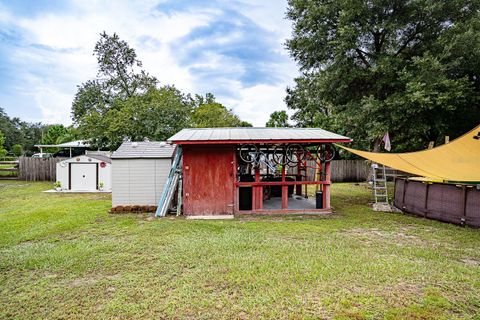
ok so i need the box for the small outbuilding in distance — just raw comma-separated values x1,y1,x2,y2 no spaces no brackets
111,141,176,210
56,154,112,192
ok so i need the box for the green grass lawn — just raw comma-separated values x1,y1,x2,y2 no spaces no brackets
1,182,479,319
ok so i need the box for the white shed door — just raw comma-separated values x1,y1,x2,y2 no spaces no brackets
71,163,97,190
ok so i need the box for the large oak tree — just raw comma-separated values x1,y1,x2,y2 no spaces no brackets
286,0,480,151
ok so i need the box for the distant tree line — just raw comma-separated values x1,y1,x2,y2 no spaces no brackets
0,109,80,156
0,108,77,157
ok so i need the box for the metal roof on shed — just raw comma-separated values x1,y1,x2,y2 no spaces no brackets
88,154,112,163
168,127,351,144
111,141,176,159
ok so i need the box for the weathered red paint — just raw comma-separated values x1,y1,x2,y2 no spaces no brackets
236,181,329,186
179,139,337,215
281,166,288,209
253,168,263,210
323,161,331,209
182,145,235,215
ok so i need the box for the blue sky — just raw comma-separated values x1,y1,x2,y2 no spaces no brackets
0,0,298,126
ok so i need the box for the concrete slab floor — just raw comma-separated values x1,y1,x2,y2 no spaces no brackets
263,195,317,210
186,215,235,220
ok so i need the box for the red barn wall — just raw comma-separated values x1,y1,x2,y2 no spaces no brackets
182,145,235,215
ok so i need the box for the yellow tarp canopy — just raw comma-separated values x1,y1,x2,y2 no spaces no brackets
338,125,480,182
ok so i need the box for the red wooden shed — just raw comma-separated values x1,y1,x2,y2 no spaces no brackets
168,127,351,217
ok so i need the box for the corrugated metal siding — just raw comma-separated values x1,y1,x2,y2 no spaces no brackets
112,159,171,206
168,127,350,143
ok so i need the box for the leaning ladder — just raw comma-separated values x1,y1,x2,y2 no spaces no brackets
372,163,389,204
155,146,182,217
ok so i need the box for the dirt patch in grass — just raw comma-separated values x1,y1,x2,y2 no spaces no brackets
461,258,480,266
342,227,430,247
67,274,122,288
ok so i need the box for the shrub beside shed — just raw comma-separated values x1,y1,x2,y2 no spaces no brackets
111,141,175,209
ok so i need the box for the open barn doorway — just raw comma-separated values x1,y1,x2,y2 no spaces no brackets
235,143,334,213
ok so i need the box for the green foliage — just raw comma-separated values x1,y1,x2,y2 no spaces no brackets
11,144,23,157
192,100,252,128
39,125,79,153
0,130,4,147
72,33,252,150
72,32,157,122
266,110,290,127
0,107,45,154
286,0,480,151
0,130,6,157
72,32,159,149
41,125,68,145
87,86,193,150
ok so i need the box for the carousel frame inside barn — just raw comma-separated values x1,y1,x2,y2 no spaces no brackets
235,143,335,213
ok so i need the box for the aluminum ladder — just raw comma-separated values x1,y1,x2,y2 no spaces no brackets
372,163,388,204
155,146,182,217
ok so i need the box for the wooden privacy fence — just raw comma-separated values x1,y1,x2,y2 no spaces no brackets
292,160,369,182
18,156,67,181
331,160,370,182
17,157,371,183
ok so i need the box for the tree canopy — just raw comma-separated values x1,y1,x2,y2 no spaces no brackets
72,32,251,150
266,110,290,127
286,0,480,151
0,107,47,155
192,95,252,128
0,130,6,157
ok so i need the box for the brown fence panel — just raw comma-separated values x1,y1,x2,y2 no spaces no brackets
287,159,369,182
18,157,67,181
394,178,480,228
331,160,369,182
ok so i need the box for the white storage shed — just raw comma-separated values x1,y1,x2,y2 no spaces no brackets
111,141,175,207
56,154,112,191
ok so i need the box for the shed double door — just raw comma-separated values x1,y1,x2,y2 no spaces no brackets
183,146,235,215
70,163,98,190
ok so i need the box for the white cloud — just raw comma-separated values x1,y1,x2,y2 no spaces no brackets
1,0,298,126
221,83,291,126
33,84,73,124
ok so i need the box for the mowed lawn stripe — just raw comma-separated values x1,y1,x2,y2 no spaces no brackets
0,181,479,319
